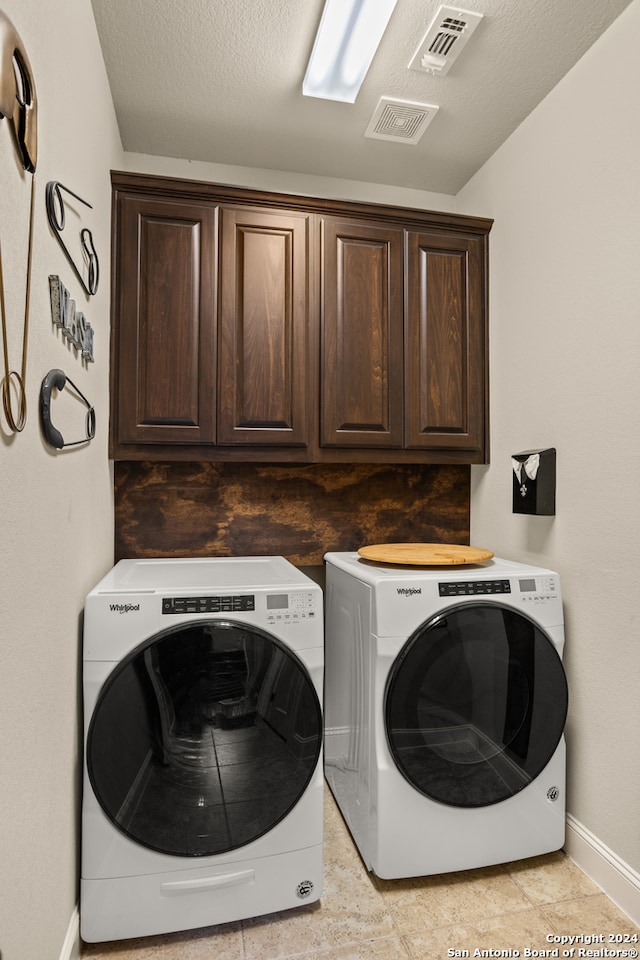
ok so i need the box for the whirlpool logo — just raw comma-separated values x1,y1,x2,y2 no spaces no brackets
396,587,422,597
109,603,141,614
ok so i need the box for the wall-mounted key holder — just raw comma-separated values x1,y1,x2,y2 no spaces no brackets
39,368,95,449
512,448,556,515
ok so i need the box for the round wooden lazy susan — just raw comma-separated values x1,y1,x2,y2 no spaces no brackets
357,543,494,566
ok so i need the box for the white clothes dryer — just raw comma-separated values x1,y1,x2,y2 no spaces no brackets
324,552,567,880
81,557,323,942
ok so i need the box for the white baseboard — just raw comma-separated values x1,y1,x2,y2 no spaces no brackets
565,814,640,927
59,907,80,960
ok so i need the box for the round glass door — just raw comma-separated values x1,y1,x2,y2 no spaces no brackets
385,603,568,807
87,620,322,856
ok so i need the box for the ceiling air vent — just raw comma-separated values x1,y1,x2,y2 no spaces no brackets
409,5,483,76
365,97,439,145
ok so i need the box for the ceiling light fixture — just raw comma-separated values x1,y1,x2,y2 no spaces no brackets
303,0,398,103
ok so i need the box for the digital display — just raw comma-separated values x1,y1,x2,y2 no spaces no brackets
519,578,537,592
267,594,289,610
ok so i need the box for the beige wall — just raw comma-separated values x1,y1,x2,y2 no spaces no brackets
458,0,640,878
122,151,455,212
0,1,123,959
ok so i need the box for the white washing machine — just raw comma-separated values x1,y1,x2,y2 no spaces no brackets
324,552,568,880
81,557,323,942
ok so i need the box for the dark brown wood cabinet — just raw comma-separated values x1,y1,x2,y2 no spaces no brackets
404,229,486,452
320,217,404,449
110,173,492,464
217,206,310,447
319,219,487,457
113,194,217,445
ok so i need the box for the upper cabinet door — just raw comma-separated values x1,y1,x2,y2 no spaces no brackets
321,218,404,448
217,207,310,447
115,195,217,444
405,231,487,456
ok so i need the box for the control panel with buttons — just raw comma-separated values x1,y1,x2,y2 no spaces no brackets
266,591,317,623
439,580,511,597
162,595,255,615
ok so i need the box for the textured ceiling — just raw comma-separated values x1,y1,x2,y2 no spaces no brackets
91,0,631,195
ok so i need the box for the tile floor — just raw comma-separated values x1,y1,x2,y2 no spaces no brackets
82,786,639,960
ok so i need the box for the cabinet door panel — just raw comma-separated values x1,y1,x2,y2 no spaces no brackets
405,231,486,453
116,197,216,444
218,208,309,446
321,219,403,447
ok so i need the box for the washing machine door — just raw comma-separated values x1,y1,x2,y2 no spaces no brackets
384,603,568,807
87,620,322,856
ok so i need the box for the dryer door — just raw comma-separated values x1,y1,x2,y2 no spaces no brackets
384,603,567,807
87,620,322,856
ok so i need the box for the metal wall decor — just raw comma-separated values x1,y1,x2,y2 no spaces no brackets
0,9,37,173
49,275,95,362
39,368,95,449
0,8,37,433
45,180,99,297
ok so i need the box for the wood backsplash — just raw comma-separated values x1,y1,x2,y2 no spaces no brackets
114,461,470,566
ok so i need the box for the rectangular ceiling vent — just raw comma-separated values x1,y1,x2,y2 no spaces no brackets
365,97,439,145
409,5,483,76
